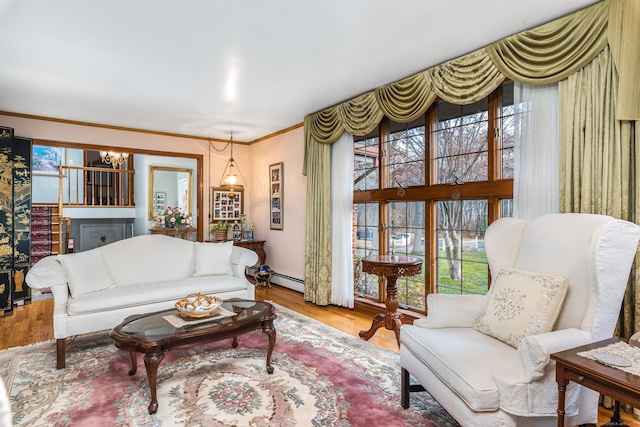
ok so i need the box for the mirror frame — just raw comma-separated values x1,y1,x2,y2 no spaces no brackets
148,166,193,219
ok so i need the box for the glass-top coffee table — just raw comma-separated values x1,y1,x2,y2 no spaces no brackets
109,299,277,414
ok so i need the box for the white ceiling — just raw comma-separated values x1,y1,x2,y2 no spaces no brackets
0,0,599,143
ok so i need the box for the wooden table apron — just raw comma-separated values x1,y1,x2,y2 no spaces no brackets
550,337,640,427
110,304,277,415
358,255,423,346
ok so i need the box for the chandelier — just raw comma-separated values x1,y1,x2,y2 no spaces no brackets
99,151,129,169
218,133,246,200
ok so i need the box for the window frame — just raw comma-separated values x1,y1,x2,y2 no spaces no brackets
353,83,514,315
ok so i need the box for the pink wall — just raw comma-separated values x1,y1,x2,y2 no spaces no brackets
247,127,306,289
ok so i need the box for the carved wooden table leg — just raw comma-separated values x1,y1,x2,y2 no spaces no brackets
360,274,403,345
128,351,137,376
232,336,238,348
143,351,165,415
262,322,276,374
359,313,386,341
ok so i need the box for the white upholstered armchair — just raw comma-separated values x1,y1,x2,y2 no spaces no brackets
400,213,640,426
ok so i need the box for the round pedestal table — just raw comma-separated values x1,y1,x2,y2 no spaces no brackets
359,255,423,346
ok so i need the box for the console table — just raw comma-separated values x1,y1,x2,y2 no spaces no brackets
550,337,639,427
358,255,422,346
149,227,197,241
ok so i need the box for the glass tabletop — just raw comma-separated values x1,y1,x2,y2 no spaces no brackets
120,299,272,338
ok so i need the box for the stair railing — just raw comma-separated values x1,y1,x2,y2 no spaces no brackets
57,165,135,213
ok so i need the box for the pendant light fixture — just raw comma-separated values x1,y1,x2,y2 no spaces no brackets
218,132,246,199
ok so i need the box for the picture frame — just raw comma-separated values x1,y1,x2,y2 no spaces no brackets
210,186,244,222
33,145,66,176
269,162,283,230
154,192,166,213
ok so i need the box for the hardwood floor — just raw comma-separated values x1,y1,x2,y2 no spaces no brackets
0,285,637,425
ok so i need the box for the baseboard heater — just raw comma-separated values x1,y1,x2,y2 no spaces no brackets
247,267,304,292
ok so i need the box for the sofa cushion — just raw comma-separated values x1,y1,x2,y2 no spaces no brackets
193,241,233,277
57,249,116,298
473,266,568,348
66,275,248,315
100,235,195,286
401,325,515,411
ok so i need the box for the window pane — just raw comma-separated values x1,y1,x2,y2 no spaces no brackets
353,203,379,299
436,200,488,295
434,101,489,184
388,201,425,309
388,118,425,188
354,128,379,191
436,152,488,183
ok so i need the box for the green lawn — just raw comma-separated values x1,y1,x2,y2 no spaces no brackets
437,250,488,294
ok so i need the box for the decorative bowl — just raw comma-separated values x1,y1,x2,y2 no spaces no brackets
175,293,223,318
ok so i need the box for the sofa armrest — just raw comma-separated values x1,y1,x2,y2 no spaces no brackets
413,294,488,329
25,255,68,290
514,328,593,380
231,245,259,267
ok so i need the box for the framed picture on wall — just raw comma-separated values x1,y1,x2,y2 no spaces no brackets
210,186,244,222
269,162,283,230
33,145,66,175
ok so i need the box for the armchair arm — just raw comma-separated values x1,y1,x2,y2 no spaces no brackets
494,328,593,417
413,294,487,329
516,328,592,380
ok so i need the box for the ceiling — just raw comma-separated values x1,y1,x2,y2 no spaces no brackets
0,0,599,143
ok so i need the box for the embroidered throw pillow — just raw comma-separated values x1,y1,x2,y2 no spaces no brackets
473,266,569,348
193,241,234,277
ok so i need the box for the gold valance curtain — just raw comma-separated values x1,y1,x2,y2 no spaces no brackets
305,0,639,145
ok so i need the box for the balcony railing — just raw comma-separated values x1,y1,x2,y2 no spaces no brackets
58,165,135,209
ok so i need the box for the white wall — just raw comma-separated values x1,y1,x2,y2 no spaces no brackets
248,127,306,291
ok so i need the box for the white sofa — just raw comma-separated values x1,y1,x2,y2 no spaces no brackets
26,234,258,369
400,213,640,426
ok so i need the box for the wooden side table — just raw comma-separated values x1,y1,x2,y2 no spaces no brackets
358,255,422,346
550,337,640,427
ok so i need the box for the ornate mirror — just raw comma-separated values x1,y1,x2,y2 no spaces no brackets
148,166,193,219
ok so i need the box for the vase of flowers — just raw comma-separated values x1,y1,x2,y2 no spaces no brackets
155,207,192,229
210,221,231,241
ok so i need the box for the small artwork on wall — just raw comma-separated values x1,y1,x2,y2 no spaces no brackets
33,145,66,175
269,162,283,230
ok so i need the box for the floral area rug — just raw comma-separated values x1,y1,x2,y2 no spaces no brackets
0,304,458,426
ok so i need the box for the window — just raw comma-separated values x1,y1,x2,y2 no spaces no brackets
388,118,425,188
353,202,379,300
352,82,514,315
435,99,488,184
354,129,379,191
389,201,425,309
436,199,488,295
